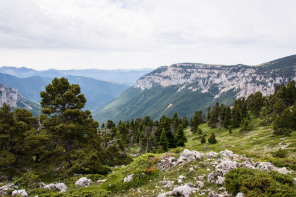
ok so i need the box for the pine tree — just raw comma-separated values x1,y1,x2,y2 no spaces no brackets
208,133,217,144
159,128,168,152
40,77,109,174
176,124,187,147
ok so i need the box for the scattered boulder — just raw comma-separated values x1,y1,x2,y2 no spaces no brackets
96,179,106,184
255,162,276,171
207,151,218,158
124,174,134,183
75,177,92,187
158,157,176,171
219,149,237,159
0,184,17,196
235,192,245,197
171,183,198,197
179,175,186,179
196,181,204,188
12,189,28,197
177,179,183,184
161,181,174,188
207,172,216,183
216,161,237,175
44,183,67,193
198,175,205,181
208,191,218,197
216,176,225,186
157,191,173,197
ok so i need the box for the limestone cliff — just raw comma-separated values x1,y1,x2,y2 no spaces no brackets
135,55,296,99
0,83,18,108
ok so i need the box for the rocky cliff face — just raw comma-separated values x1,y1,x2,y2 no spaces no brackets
94,55,296,122
0,83,40,115
135,60,296,99
0,83,19,108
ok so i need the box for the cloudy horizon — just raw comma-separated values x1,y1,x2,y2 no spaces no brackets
0,0,295,70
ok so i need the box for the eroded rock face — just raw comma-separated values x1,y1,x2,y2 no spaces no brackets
134,62,296,99
75,177,92,187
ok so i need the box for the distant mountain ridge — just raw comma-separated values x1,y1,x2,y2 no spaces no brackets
0,73,129,111
0,67,153,85
94,55,296,123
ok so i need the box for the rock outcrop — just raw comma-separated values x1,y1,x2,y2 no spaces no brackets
75,177,92,187
134,58,296,99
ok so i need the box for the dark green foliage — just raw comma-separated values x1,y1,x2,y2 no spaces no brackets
225,168,296,197
159,129,169,152
240,118,250,132
175,124,187,147
208,133,217,144
190,111,204,133
201,136,206,144
0,103,36,178
14,172,40,188
272,148,288,158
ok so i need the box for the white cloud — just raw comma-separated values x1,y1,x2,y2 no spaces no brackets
0,0,295,69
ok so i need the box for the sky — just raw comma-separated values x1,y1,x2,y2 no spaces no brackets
0,0,295,70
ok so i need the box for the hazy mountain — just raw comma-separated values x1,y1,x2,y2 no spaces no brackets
0,73,128,111
93,55,296,123
0,83,41,116
0,67,153,85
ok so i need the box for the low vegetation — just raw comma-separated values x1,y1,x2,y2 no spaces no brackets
0,78,296,196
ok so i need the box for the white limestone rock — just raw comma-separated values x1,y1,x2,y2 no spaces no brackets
235,192,245,197
0,184,17,196
207,172,216,183
207,151,219,158
216,160,238,175
124,174,134,183
96,179,106,184
12,189,28,197
171,183,198,197
161,181,174,188
196,181,205,188
157,191,173,197
216,176,225,186
44,183,67,193
255,162,276,171
75,177,92,187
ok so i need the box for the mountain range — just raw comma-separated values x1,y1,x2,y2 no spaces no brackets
0,73,129,112
94,55,296,123
0,67,153,85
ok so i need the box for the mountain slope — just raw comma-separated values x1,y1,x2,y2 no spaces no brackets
0,67,153,85
94,55,296,123
0,73,129,111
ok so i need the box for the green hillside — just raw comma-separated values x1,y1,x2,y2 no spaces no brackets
94,85,237,123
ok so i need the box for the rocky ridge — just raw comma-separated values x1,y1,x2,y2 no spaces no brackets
134,61,296,99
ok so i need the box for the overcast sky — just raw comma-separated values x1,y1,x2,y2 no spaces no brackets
0,0,295,70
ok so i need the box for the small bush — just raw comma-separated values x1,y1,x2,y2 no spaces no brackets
14,172,40,188
272,148,288,158
225,168,296,197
